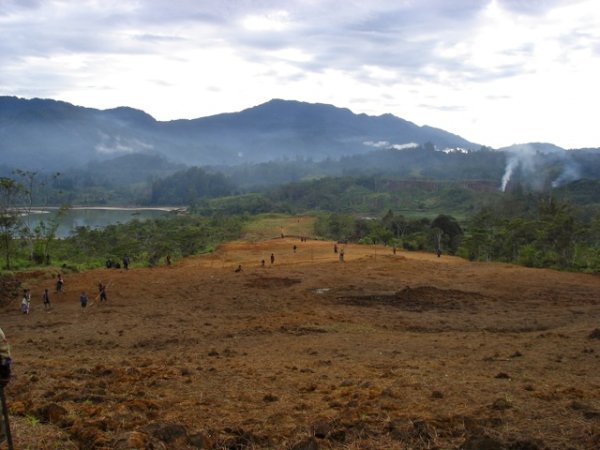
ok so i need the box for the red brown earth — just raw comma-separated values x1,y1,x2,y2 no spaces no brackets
1,235,600,449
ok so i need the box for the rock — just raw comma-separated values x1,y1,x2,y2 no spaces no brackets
291,437,319,450
495,372,511,379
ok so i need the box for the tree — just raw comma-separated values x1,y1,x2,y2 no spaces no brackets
0,177,23,269
13,169,38,261
431,214,463,254
35,204,70,264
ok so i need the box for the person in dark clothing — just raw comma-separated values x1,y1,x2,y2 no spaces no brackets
270,253,275,265
56,274,64,293
122,255,130,270
98,282,108,303
42,288,51,310
80,292,88,309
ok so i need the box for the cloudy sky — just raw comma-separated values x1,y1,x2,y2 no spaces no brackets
1,0,599,149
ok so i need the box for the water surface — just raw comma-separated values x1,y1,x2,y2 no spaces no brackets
24,207,180,238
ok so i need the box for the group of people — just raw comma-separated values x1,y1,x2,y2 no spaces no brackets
20,274,62,314
21,288,53,314
78,282,108,310
18,274,109,314
105,255,130,270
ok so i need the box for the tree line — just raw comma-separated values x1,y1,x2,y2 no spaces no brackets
313,191,600,272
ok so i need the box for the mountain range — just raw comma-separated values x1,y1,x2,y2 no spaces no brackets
1,96,481,171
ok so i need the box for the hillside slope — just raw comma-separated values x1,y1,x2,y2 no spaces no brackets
2,235,599,449
0,97,479,170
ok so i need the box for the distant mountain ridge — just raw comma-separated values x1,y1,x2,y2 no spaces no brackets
0,96,481,171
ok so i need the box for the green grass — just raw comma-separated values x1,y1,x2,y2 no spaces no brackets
242,214,317,241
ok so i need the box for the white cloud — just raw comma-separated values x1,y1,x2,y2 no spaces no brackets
1,0,600,148
241,10,291,32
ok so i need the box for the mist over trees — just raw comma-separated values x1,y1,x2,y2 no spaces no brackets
149,167,234,205
0,101,600,271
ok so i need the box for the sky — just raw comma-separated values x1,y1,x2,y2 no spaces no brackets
1,0,599,149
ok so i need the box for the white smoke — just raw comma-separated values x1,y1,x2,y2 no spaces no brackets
500,155,519,191
551,161,581,188
499,143,581,191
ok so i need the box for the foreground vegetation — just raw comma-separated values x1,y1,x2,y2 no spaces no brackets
1,214,246,272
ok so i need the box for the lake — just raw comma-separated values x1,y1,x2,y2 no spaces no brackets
24,207,183,238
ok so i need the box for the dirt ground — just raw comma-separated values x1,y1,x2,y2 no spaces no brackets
1,237,600,449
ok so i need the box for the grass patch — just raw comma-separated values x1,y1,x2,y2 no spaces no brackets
242,214,317,241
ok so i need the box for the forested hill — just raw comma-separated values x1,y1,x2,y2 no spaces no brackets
1,96,479,170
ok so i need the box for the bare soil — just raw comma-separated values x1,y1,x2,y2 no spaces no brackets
2,238,600,449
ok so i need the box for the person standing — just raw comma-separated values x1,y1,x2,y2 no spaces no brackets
42,288,51,310
270,253,275,265
20,289,30,314
80,291,88,310
122,255,129,270
0,326,12,445
56,274,64,293
98,282,107,303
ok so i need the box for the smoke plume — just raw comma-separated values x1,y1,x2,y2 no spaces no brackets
499,143,581,192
